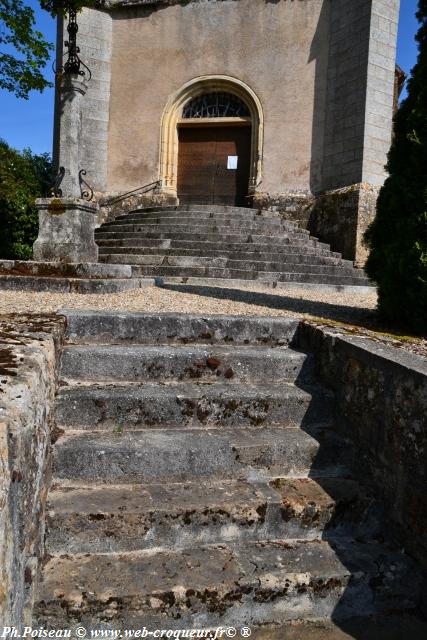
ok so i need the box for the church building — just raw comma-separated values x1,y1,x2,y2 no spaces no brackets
54,0,400,264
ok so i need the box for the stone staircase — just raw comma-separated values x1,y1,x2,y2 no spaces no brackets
96,205,372,288
34,312,421,634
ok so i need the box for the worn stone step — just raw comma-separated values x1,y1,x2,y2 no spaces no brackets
103,218,307,234
124,257,362,277
0,259,132,279
118,204,261,215
250,615,427,639
159,277,375,294
0,274,154,294
116,207,287,221
60,344,312,384
96,237,341,257
34,540,419,627
46,477,378,554
260,272,370,285
121,264,369,286
95,228,321,247
116,211,293,225
98,246,353,267
55,382,334,430
62,311,300,346
51,426,349,484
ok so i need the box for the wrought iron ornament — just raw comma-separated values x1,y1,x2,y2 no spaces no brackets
182,92,250,119
79,169,94,201
50,166,65,197
63,6,91,80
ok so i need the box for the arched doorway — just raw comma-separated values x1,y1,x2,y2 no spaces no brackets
159,76,263,206
177,92,252,206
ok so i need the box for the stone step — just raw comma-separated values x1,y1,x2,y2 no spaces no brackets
159,277,375,294
98,246,353,267
46,477,378,554
52,426,347,484
120,264,369,286
60,344,313,384
55,382,334,430
0,274,154,294
249,615,427,639
95,228,322,248
0,259,132,279
62,311,300,346
115,206,288,221
123,257,362,277
104,217,307,234
116,210,292,223
138,204,269,215
34,539,418,627
97,238,340,257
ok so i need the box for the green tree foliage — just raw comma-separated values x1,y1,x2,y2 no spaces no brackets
0,139,52,259
0,1,96,99
0,0,53,99
364,0,427,335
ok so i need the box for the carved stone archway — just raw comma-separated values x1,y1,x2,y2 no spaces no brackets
159,75,264,199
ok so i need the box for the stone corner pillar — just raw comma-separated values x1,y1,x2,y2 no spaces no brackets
57,74,89,198
309,183,380,267
33,198,99,263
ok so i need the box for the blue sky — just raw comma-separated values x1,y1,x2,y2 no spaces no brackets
0,0,421,155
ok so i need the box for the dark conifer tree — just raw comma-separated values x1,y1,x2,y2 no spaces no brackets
364,0,427,334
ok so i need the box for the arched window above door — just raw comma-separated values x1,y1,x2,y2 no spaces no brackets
182,92,250,119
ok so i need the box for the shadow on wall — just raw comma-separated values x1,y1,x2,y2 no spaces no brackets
308,0,330,196
308,1,375,264
291,349,422,637
309,0,368,196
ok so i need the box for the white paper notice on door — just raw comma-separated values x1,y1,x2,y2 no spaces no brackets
227,156,238,170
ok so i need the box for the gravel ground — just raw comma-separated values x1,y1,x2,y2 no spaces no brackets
0,282,376,321
0,282,425,358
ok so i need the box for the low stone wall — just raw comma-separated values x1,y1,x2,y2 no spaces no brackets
308,183,379,265
252,190,315,228
298,322,427,607
253,184,378,266
0,316,64,627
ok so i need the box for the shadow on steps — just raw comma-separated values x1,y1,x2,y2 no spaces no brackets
291,347,424,637
159,283,375,326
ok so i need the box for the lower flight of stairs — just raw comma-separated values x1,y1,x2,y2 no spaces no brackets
34,312,420,632
96,205,372,288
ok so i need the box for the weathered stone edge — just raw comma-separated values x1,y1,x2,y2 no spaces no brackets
0,315,65,627
297,320,427,612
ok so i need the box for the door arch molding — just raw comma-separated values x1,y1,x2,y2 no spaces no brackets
159,75,264,198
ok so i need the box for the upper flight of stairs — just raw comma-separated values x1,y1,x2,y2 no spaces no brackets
34,312,420,633
96,205,372,288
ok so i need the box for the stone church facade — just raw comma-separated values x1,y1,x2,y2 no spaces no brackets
54,0,400,264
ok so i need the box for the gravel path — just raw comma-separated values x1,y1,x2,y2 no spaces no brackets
0,282,425,358
0,282,376,324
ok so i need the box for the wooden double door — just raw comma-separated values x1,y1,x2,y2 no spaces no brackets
177,125,251,207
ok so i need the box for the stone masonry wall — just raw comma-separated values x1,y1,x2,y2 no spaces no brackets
308,183,379,264
298,322,427,607
106,0,327,195
322,0,399,191
362,0,400,185
0,316,63,627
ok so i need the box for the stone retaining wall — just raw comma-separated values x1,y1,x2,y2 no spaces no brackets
0,316,64,627
298,322,427,607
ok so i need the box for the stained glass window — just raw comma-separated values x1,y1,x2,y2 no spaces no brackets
182,92,250,118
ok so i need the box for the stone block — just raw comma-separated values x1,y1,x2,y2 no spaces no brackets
33,198,99,263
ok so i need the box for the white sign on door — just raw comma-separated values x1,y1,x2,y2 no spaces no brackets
227,156,238,170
